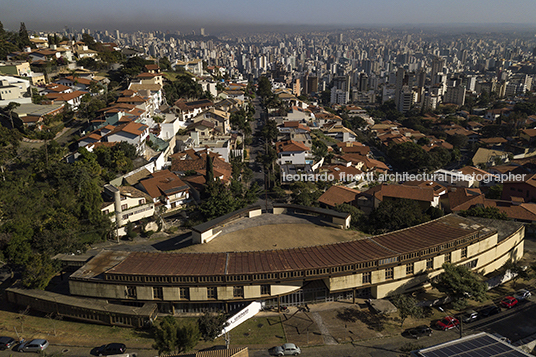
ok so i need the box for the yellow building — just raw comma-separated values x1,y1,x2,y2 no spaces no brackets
68,214,524,313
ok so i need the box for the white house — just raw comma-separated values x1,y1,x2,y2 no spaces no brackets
104,121,149,155
275,140,312,166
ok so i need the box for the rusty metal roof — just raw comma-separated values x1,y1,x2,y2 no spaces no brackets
99,215,500,278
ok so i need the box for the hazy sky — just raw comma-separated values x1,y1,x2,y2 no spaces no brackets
2,0,535,33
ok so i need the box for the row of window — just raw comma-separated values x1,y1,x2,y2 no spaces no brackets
127,285,272,301
109,247,471,284
128,256,478,300
399,234,479,261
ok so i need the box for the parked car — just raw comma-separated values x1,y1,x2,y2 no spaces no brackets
97,343,127,356
458,310,479,324
0,336,16,350
514,289,531,301
270,343,301,356
403,325,433,339
500,296,519,309
17,339,49,353
435,316,460,331
479,304,501,317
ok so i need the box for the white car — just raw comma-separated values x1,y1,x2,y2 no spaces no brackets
514,289,531,301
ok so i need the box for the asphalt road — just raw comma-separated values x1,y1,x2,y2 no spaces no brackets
0,301,533,357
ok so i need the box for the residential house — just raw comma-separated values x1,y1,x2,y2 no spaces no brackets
175,59,204,76
45,90,87,110
11,102,64,129
444,126,480,144
323,124,357,142
356,184,440,214
0,61,32,76
321,164,364,183
193,107,231,134
138,170,191,210
501,174,536,202
174,99,214,121
275,140,312,166
101,184,155,230
520,129,536,144
337,142,371,156
170,149,231,180
56,75,96,92
318,185,361,208
104,121,149,155
336,153,389,174
0,80,23,101
472,148,512,167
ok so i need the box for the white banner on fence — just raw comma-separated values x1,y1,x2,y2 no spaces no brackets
218,301,262,337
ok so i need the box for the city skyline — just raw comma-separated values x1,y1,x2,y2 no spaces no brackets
2,0,536,34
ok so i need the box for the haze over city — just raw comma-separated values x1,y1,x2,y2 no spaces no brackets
3,0,536,34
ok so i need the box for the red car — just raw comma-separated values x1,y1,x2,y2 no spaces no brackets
500,296,519,308
435,316,460,331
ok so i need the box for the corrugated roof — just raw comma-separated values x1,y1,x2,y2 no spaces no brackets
102,215,492,277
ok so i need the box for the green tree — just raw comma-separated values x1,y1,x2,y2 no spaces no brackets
366,199,428,234
200,181,236,220
21,253,59,290
391,294,423,327
334,203,364,229
152,316,179,354
388,142,430,172
431,263,488,310
486,185,503,200
18,22,32,49
198,311,228,342
205,154,214,184
261,119,279,143
177,323,200,353
447,134,469,149
257,76,272,98
459,206,509,220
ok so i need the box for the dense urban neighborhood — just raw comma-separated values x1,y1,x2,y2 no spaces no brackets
2,17,536,357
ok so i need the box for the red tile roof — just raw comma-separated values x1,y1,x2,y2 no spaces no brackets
275,140,310,153
139,170,189,199
318,186,360,207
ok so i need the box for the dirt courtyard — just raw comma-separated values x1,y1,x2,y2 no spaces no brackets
178,223,367,253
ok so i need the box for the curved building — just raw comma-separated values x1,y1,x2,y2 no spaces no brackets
65,214,525,313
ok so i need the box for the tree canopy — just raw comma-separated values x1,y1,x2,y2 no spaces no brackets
391,294,423,327
197,312,228,342
153,316,200,354
458,206,509,220
431,263,488,310
365,199,430,234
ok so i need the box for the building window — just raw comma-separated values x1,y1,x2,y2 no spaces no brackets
261,284,271,295
179,287,189,299
126,286,136,299
207,287,217,300
153,287,163,300
233,286,244,298
461,247,468,259
362,272,371,284
121,204,128,210
426,258,434,270
385,268,394,280
444,252,452,263
139,198,145,205
406,263,414,275
103,209,109,215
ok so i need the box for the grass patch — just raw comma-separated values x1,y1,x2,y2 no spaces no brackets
226,316,286,345
0,305,154,348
